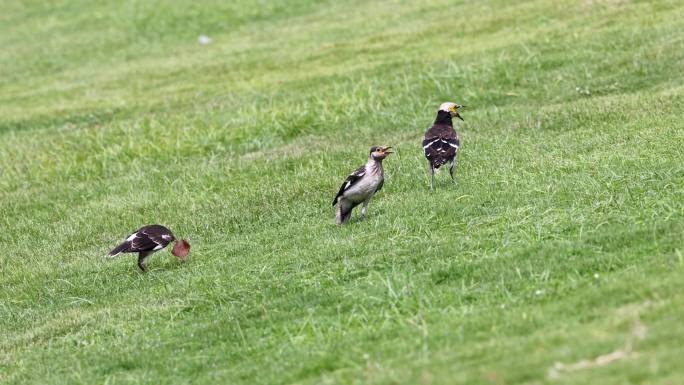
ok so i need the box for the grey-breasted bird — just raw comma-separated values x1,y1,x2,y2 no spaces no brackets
332,145,393,224
107,224,190,272
422,102,465,189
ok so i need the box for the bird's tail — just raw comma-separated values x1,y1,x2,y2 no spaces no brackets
107,241,131,257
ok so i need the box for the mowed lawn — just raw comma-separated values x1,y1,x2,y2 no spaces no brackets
1,0,683,384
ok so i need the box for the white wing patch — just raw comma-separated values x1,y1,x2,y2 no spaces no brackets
126,233,138,242
153,244,164,251
425,138,459,150
162,234,172,241
423,139,439,149
344,170,365,191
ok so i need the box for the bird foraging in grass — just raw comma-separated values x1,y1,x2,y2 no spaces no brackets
107,224,190,272
423,102,465,189
333,145,393,224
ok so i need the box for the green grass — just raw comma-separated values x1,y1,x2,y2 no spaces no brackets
1,0,683,383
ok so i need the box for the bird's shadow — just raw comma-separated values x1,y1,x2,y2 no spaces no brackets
102,258,192,277
145,258,192,274
345,216,368,225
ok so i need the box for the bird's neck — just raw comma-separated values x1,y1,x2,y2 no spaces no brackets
434,110,453,126
366,157,384,175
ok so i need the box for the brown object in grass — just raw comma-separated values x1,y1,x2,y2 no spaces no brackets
172,239,191,258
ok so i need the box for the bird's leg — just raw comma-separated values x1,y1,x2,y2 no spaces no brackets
449,159,456,183
137,252,149,272
361,198,371,218
430,165,435,190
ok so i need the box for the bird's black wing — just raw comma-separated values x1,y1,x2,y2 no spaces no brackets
140,225,174,247
332,165,366,206
127,225,173,252
108,225,174,256
108,231,153,256
423,134,459,168
130,233,158,252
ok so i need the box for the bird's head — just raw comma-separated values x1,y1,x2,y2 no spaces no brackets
369,145,393,160
172,239,191,258
439,102,465,121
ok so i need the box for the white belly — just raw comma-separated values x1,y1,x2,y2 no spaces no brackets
343,173,382,204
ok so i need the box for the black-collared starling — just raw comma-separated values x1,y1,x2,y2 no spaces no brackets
423,102,465,189
108,224,190,272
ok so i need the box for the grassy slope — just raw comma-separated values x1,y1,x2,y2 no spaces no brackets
1,0,683,383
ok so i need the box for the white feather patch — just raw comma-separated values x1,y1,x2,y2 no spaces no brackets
423,139,439,149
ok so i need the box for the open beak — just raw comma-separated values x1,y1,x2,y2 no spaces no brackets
452,104,465,121
382,146,393,154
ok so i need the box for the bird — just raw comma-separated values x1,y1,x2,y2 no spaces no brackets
332,145,393,224
107,224,190,272
422,101,465,189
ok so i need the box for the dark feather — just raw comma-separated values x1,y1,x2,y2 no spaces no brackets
423,121,459,169
140,225,175,248
108,241,132,256
332,165,366,206
110,224,175,255
131,235,158,252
